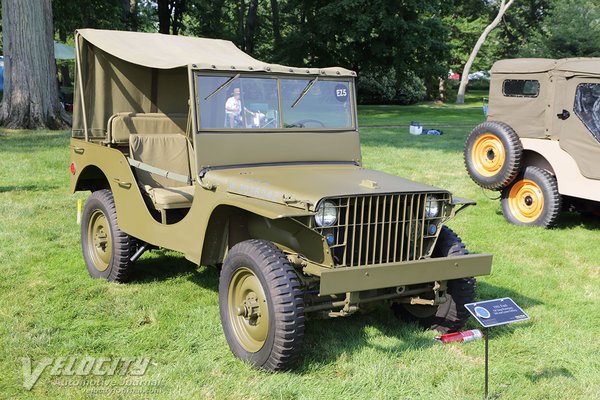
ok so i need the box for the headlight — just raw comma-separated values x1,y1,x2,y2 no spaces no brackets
315,201,338,227
425,196,441,218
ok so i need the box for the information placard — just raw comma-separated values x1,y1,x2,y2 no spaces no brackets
465,297,529,328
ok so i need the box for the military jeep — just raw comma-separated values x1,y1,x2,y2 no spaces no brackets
70,29,492,370
465,58,600,227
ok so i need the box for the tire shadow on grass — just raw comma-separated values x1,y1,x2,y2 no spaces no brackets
127,251,220,292
294,281,540,370
493,210,600,230
294,305,438,372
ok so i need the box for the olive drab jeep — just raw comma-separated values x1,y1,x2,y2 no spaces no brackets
70,29,492,370
465,58,600,227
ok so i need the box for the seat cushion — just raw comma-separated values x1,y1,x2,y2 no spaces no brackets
144,185,194,208
109,112,188,144
130,134,191,188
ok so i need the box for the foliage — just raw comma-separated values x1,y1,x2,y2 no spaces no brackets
53,0,133,36
356,68,399,104
47,0,595,105
519,0,600,58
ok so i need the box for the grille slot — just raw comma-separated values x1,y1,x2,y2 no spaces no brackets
315,193,449,267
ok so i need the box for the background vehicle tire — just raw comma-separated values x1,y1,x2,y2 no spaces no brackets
500,166,561,228
81,189,136,282
392,226,476,333
219,240,305,371
465,121,523,190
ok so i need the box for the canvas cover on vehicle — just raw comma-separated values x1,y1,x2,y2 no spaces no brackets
72,29,355,140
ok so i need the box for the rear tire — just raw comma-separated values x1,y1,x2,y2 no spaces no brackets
219,240,305,371
500,166,561,228
81,189,136,282
392,227,476,333
465,121,522,190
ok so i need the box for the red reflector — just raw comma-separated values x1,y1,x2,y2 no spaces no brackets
70,162,76,175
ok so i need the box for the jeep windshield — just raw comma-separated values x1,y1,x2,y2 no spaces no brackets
196,74,354,130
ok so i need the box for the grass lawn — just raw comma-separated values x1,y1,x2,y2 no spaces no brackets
1,95,599,399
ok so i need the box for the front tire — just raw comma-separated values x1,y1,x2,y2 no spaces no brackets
81,189,136,282
500,166,561,228
392,227,476,333
219,240,305,371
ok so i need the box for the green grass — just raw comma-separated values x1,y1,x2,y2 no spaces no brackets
1,98,600,399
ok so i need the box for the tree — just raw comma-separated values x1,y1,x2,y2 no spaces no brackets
0,0,69,129
278,0,451,104
157,0,187,34
519,0,600,58
456,0,515,104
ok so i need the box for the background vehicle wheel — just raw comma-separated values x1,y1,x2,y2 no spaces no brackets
465,121,522,190
219,240,305,371
392,226,476,333
501,166,561,228
81,189,136,282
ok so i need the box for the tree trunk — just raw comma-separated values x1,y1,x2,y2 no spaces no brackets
245,0,259,54
157,0,171,34
438,78,446,102
270,0,281,52
0,0,70,129
456,0,515,104
172,0,186,35
238,1,247,51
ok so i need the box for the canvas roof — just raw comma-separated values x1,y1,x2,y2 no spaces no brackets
77,29,355,77
491,57,600,75
491,58,557,74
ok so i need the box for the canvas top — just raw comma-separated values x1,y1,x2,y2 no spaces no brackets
491,57,600,75
77,29,356,77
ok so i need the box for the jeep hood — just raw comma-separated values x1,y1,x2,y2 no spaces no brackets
203,163,449,212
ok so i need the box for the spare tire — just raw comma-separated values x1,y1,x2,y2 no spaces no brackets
464,121,522,190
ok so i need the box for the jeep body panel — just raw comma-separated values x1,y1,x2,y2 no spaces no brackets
203,163,449,210
71,139,319,264
319,253,492,296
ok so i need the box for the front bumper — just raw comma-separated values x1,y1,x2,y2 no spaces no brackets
319,254,492,296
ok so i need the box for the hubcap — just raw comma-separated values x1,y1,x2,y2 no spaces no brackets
472,134,506,177
87,209,112,271
228,267,269,353
508,179,544,223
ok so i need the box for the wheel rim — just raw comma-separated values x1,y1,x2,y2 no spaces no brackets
87,209,112,272
507,179,544,223
471,134,506,177
228,267,270,353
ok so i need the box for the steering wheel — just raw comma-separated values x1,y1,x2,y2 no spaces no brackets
287,119,326,128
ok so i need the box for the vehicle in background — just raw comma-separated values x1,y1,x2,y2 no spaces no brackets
465,58,600,227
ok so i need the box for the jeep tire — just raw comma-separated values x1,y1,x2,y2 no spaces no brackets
465,121,523,190
219,240,305,371
500,166,561,228
392,226,476,333
81,189,136,282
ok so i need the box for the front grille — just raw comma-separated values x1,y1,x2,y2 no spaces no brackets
314,193,449,267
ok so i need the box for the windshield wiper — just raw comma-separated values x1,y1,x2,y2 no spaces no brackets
204,73,240,101
290,76,319,108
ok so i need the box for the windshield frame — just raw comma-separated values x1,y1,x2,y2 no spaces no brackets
193,71,357,132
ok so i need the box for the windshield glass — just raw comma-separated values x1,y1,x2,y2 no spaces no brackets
196,74,354,130
281,79,353,128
